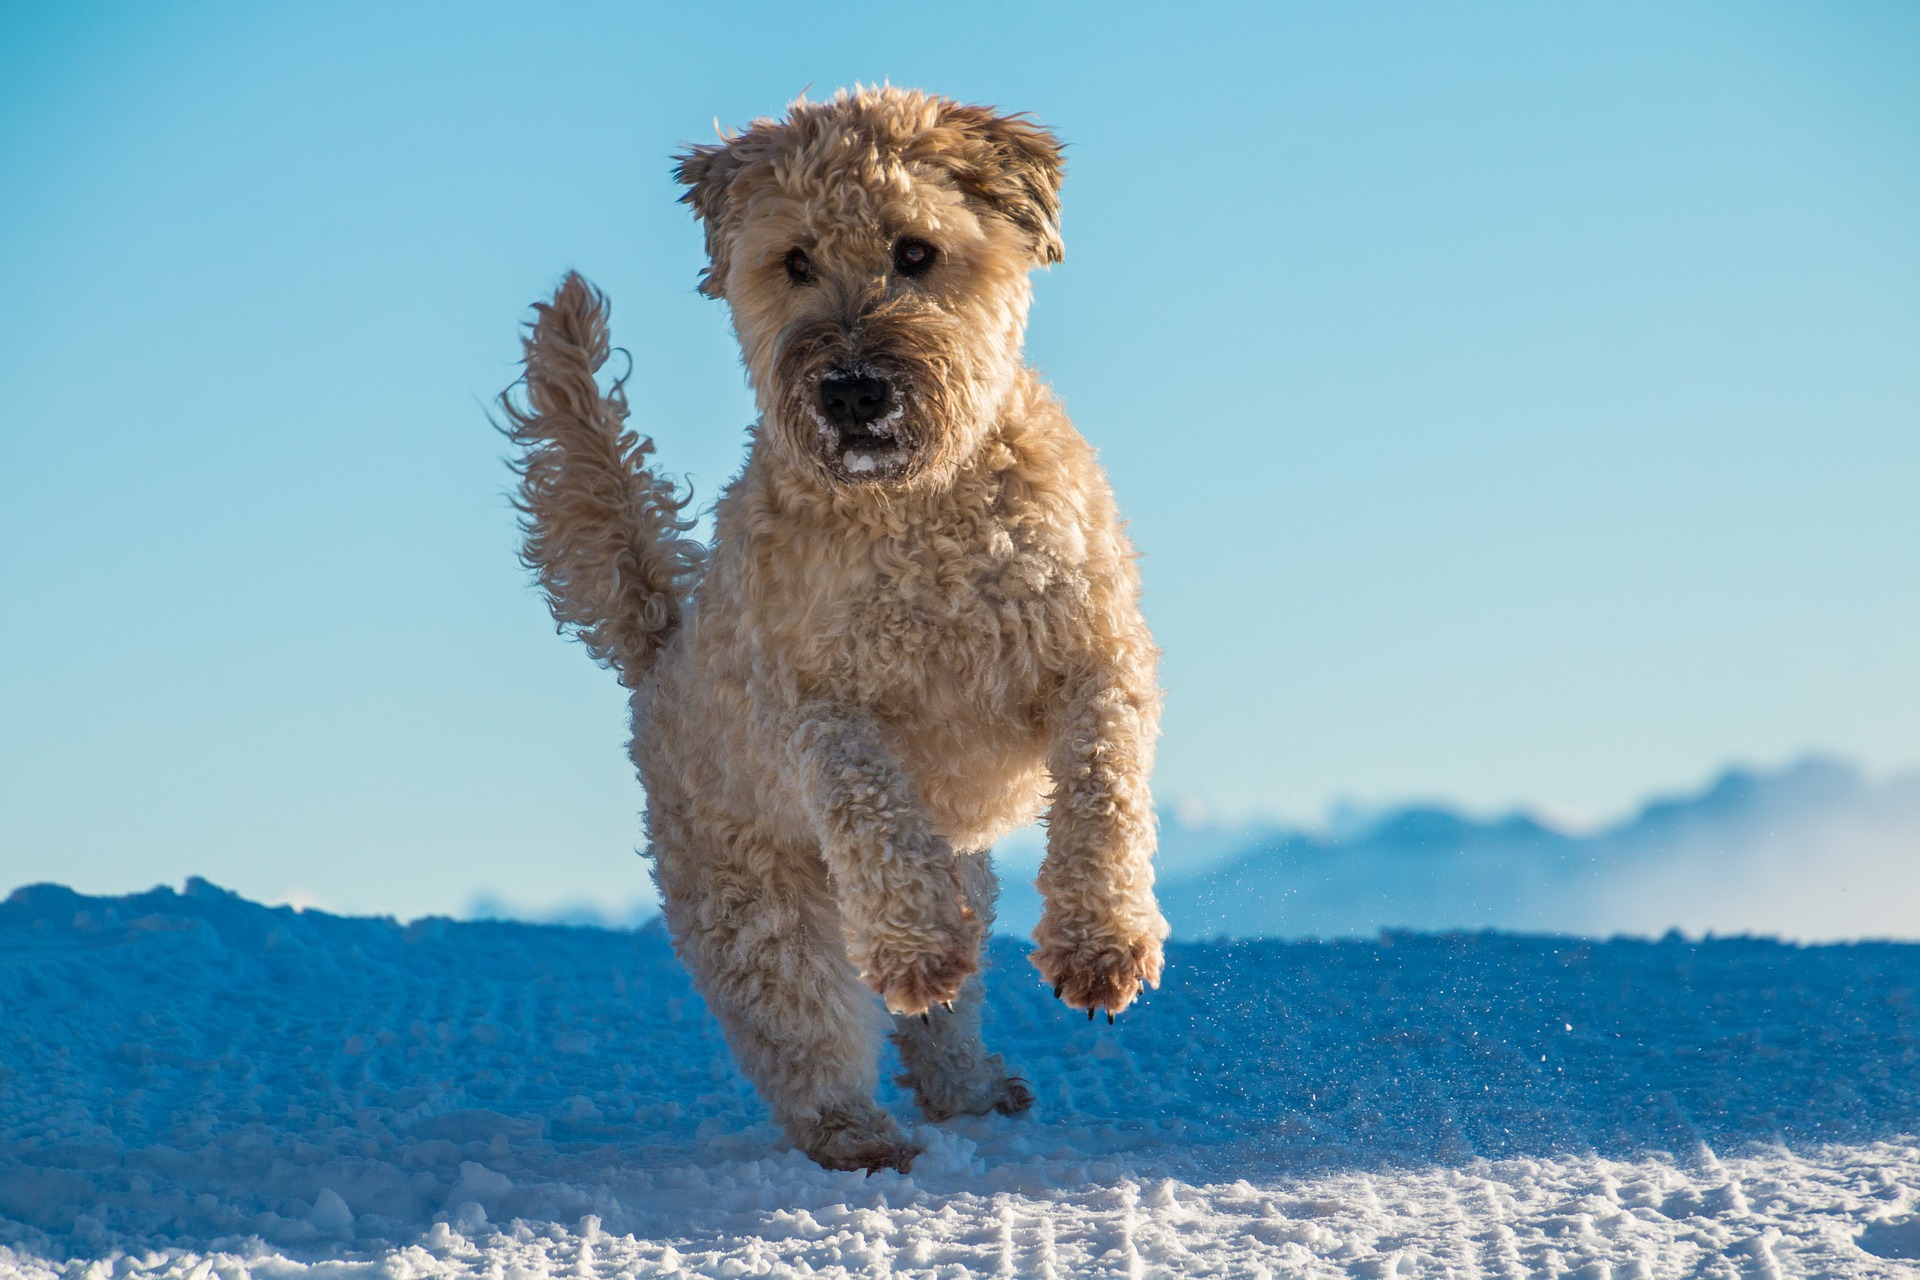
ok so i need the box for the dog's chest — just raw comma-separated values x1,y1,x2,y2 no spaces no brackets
807,521,1084,723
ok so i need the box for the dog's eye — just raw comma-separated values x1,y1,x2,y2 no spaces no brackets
892,238,937,278
784,248,814,285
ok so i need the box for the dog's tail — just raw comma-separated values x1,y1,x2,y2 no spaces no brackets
499,273,704,689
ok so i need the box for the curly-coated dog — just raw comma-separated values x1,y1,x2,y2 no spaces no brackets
500,86,1167,1174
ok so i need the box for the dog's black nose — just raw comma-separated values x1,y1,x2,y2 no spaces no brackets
819,373,891,427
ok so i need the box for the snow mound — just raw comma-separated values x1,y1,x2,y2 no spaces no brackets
3,879,1919,1276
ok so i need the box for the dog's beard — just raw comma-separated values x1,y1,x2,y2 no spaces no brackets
769,317,980,489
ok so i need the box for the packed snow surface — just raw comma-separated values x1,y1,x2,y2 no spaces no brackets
4,880,1920,1277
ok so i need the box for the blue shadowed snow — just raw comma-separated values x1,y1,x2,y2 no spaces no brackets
3,880,1919,1275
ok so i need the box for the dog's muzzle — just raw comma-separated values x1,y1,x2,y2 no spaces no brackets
817,369,907,477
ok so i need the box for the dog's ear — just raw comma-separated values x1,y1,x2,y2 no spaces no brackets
939,104,1066,266
675,138,748,299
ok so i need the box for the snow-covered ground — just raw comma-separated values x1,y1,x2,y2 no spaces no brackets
5,879,1920,1277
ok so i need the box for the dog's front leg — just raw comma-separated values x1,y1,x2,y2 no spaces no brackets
785,705,981,1016
1031,671,1170,1017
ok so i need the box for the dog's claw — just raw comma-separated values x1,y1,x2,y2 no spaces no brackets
920,1013,930,1025
943,1000,955,1013
1051,984,1061,1000
996,1075,1036,1116
1087,1007,1094,1021
1107,1011,1115,1025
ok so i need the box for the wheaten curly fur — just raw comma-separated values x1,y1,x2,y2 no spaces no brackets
500,285,704,687
501,86,1168,1174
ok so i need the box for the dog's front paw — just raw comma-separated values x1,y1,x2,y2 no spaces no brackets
860,908,982,1016
1030,915,1166,1018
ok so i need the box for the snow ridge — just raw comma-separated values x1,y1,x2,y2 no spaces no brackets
1090,758,1920,942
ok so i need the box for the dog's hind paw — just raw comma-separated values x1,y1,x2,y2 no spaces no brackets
898,1057,1035,1122
994,1074,1035,1116
795,1101,922,1174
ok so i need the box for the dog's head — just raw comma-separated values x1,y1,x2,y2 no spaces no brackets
677,86,1064,492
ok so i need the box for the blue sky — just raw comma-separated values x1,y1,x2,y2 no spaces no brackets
2,2,1915,920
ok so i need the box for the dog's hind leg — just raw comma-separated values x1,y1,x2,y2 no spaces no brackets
650,803,922,1173
889,852,1034,1121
